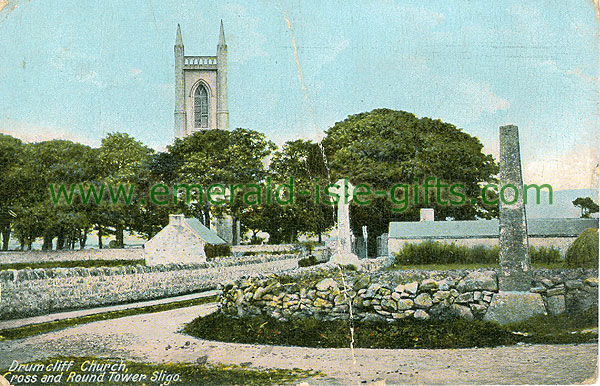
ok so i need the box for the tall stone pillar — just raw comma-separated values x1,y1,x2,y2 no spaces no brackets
216,20,229,130
498,124,531,291
174,24,186,138
484,125,546,325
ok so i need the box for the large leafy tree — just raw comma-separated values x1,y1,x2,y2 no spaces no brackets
267,139,334,243
0,134,25,250
168,128,276,242
322,108,499,255
14,140,99,250
98,132,154,247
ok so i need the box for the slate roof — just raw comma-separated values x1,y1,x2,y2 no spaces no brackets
388,218,598,239
185,218,227,245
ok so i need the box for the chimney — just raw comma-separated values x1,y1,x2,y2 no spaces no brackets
420,208,434,222
169,214,185,225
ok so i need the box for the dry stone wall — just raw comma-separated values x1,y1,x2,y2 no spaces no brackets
0,254,298,320
219,266,598,322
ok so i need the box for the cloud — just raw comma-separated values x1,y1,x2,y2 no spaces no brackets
524,145,599,190
0,119,95,145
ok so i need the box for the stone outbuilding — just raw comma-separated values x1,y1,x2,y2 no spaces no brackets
144,214,227,265
388,216,598,257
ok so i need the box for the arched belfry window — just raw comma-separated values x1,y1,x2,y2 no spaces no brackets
194,85,209,128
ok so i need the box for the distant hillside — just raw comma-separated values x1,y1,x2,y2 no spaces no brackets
525,188,599,219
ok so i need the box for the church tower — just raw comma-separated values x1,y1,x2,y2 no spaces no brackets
174,22,229,138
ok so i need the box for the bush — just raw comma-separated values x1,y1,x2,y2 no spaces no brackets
529,246,561,265
183,313,515,349
298,255,320,267
204,243,232,261
392,241,499,265
392,241,564,266
565,228,599,269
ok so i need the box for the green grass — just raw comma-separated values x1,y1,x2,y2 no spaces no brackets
184,308,598,349
0,295,218,341
0,259,145,271
0,356,322,386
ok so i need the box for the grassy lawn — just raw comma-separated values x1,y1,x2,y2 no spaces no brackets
0,356,322,386
0,259,145,271
184,307,598,349
0,295,218,341
388,262,565,270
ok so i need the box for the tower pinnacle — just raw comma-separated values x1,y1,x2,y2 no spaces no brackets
218,19,226,47
175,24,183,47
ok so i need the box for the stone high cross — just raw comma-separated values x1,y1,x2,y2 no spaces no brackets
498,124,531,291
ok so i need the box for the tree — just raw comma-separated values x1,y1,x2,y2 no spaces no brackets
573,197,599,218
268,139,334,243
321,108,499,256
168,128,276,242
98,132,154,247
0,134,24,250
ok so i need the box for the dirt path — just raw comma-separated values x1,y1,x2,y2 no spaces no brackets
0,304,597,385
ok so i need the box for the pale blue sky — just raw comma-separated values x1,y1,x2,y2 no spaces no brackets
0,0,598,190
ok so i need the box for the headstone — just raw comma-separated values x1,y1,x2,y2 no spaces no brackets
485,125,546,324
329,179,361,266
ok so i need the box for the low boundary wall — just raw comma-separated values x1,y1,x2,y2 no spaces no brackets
0,248,144,265
0,254,299,320
220,265,598,322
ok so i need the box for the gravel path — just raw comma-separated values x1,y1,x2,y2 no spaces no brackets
0,304,597,385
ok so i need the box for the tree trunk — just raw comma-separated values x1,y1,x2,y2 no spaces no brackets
42,235,53,251
56,231,65,250
116,224,124,248
1,226,10,251
98,226,103,249
79,230,87,249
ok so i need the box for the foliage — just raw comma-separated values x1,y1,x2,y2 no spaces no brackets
184,313,515,349
390,241,562,267
565,228,599,269
204,243,232,260
573,197,599,218
321,109,499,256
185,309,598,349
298,255,320,267
505,306,598,344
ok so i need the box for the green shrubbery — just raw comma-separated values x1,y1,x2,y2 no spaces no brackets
298,255,319,267
565,228,599,269
184,313,514,349
391,241,562,267
184,308,598,349
204,244,232,261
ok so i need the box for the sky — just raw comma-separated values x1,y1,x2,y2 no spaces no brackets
0,0,598,191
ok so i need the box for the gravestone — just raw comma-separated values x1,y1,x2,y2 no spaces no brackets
484,125,546,324
329,179,361,266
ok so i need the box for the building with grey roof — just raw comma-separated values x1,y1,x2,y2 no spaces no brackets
387,211,598,258
144,214,226,265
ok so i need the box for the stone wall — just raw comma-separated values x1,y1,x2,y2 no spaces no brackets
0,248,144,265
0,254,299,320
219,266,598,322
231,244,297,254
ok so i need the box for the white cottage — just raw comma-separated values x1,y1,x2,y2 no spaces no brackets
144,214,227,265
